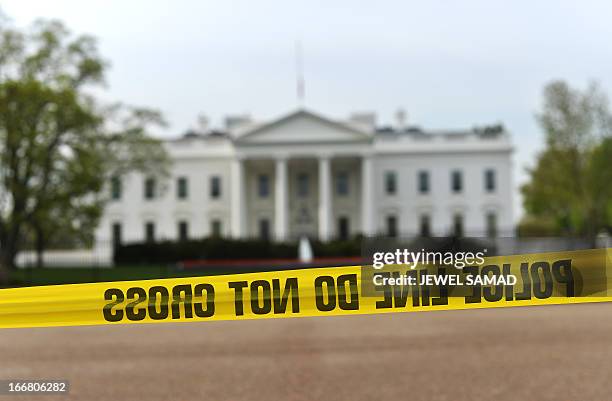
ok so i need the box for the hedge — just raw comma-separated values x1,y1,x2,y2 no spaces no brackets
114,237,363,266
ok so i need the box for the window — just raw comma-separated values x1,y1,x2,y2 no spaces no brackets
178,220,188,241
258,174,270,198
177,177,188,199
486,212,497,238
259,218,270,240
111,176,122,200
485,169,496,192
453,214,464,237
297,173,309,198
451,170,463,193
210,176,221,199
418,170,429,194
338,216,350,240
336,171,349,196
385,171,397,195
419,214,431,237
144,177,156,200
386,215,398,238
145,222,155,243
210,219,222,237
112,222,122,247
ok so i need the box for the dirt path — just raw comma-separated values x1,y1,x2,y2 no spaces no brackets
1,303,611,400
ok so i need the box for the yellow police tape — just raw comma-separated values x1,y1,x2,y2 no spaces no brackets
0,248,611,328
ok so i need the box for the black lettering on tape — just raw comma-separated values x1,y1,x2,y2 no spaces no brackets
250,280,272,315
194,284,215,317
503,264,514,301
148,286,170,320
337,274,359,310
228,281,248,316
464,265,481,303
273,278,300,314
171,284,193,319
431,268,449,306
482,265,503,302
126,287,147,321
375,272,393,309
515,262,532,300
315,274,359,312
103,288,124,322
531,261,553,299
314,276,336,311
552,259,574,297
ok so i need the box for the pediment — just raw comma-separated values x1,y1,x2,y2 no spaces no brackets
235,109,372,145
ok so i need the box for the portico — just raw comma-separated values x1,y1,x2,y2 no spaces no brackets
230,109,374,241
230,153,373,241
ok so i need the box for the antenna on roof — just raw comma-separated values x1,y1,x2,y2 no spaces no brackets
295,39,305,107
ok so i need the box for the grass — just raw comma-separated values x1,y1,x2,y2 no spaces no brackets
6,261,349,288
7,265,230,287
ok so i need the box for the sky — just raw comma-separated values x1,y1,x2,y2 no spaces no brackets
3,0,612,221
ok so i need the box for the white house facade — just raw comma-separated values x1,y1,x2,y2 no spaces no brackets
95,109,514,249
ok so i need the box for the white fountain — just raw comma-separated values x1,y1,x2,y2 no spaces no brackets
298,236,313,263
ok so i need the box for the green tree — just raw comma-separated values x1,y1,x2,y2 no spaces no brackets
522,81,612,238
0,17,169,281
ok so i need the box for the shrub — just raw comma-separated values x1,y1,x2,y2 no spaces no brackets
114,237,366,266
517,217,560,237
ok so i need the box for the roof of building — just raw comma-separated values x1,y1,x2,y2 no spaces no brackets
166,110,510,151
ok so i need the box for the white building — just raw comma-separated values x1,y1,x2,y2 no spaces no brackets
96,109,513,249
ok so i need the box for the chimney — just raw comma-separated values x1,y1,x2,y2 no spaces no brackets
348,112,377,131
197,113,209,133
225,114,252,131
395,108,407,131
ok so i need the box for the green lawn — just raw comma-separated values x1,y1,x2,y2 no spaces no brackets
6,262,334,288
7,265,228,287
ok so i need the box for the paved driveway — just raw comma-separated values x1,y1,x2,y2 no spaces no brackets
1,303,611,400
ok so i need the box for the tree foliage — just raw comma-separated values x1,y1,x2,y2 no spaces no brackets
0,16,169,278
521,81,612,237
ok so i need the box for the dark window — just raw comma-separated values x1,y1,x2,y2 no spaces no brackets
144,177,156,200
338,216,349,240
297,173,309,198
145,222,155,243
178,220,188,241
210,176,221,199
419,214,431,237
210,219,222,237
418,170,429,194
451,170,463,193
177,177,188,199
111,176,121,200
386,215,398,238
385,171,397,195
112,222,122,247
453,214,464,237
336,171,349,196
485,169,496,192
258,174,269,198
259,218,270,240
486,212,497,238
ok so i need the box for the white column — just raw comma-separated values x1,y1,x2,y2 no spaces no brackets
275,157,288,241
230,157,245,238
318,155,331,241
361,154,374,236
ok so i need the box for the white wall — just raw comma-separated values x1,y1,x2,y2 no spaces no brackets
95,111,514,248
373,150,513,237
95,137,234,246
